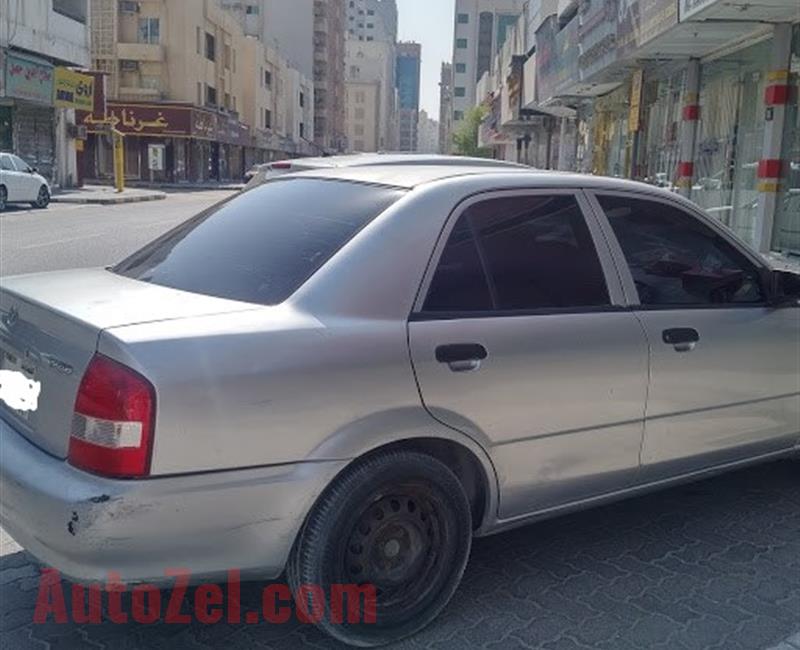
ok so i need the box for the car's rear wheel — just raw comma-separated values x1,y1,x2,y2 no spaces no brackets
287,450,472,647
0,186,6,211
32,185,50,209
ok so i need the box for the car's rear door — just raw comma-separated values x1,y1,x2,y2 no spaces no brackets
10,154,38,200
408,190,650,520
0,154,20,201
587,191,800,481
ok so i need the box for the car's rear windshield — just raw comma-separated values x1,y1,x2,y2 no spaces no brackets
113,178,405,305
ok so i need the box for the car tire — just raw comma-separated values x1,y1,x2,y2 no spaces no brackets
32,185,50,209
0,186,6,212
287,450,472,647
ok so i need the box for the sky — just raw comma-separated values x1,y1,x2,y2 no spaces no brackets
396,0,455,120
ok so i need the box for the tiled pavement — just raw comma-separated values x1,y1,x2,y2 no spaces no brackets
1,459,798,649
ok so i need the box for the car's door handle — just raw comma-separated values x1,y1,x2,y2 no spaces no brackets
662,328,700,352
435,343,488,372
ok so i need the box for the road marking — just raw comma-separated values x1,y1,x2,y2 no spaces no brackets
19,233,103,250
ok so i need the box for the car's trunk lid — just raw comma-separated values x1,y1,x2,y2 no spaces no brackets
0,268,259,458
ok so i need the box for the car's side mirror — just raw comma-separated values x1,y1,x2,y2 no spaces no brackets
768,269,800,307
28,167,36,174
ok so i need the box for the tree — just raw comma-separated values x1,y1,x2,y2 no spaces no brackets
452,105,492,158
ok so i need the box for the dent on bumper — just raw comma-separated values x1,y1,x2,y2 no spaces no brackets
0,417,347,584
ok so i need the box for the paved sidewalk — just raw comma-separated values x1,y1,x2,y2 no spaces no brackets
51,185,167,205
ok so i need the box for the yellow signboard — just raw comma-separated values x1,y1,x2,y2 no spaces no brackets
53,67,94,110
628,69,644,133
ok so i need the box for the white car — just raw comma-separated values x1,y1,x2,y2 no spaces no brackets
0,152,51,211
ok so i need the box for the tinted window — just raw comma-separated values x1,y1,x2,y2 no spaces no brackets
598,195,765,306
10,155,28,171
424,195,610,313
114,179,404,305
0,155,13,171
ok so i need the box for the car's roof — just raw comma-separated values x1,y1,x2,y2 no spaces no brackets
262,153,526,171
291,164,677,195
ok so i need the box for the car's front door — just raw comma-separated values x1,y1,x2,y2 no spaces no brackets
408,190,650,520
589,191,800,481
0,153,20,201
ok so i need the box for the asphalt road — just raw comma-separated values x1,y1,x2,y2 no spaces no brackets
0,190,235,277
0,191,799,649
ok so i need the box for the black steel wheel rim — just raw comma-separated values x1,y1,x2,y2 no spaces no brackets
338,482,450,622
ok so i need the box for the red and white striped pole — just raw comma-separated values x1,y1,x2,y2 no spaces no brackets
677,59,701,197
754,24,792,253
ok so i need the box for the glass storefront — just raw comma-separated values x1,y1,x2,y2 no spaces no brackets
636,69,685,189
693,38,772,246
773,25,800,253
591,84,631,178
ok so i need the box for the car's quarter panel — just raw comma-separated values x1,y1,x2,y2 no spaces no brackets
99,307,428,475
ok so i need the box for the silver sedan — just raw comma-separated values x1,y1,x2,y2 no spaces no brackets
1,163,799,646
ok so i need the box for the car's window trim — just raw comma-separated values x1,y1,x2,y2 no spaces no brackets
410,188,626,320
584,189,771,311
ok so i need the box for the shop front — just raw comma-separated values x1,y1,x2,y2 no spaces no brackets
79,101,253,184
0,51,56,180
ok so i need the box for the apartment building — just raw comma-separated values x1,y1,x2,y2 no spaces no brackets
450,0,525,128
345,39,397,151
313,0,347,152
396,41,421,151
417,109,439,154
346,0,398,43
439,62,453,153
0,0,91,186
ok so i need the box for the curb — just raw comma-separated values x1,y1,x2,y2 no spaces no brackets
50,193,167,205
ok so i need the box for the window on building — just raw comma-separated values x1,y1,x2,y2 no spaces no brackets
597,195,765,306
366,36,373,41
455,63,466,73
196,26,202,54
422,195,610,313
367,23,373,28
454,87,466,97
456,38,468,49
53,0,87,23
245,4,259,14
137,17,160,44
453,110,464,121
224,44,231,70
299,91,305,107
355,107,365,119
367,9,375,15
264,108,272,129
206,85,217,107
299,122,305,138
205,32,216,61
264,69,272,88
197,82,203,105
457,13,469,24
224,92,231,109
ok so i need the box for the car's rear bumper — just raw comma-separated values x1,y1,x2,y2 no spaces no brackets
0,416,346,584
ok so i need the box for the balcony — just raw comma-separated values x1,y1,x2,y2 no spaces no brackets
117,43,165,62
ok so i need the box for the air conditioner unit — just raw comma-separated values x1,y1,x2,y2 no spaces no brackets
121,59,139,71
120,1,140,13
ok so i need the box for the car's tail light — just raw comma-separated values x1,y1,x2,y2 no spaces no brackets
270,161,292,170
68,354,155,478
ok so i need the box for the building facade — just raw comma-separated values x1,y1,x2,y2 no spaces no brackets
345,39,397,151
417,109,440,154
346,0,398,43
313,0,348,152
466,0,800,256
396,41,421,151
450,0,526,128
439,62,453,153
0,0,91,186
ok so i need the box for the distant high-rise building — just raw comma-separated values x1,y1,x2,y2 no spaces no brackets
438,62,453,154
396,41,421,152
313,0,348,151
450,0,524,128
346,0,398,43
417,110,440,154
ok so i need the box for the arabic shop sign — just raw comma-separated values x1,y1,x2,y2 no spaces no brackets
578,0,619,81
5,53,54,105
53,68,94,110
80,102,192,136
616,0,678,57
680,0,715,20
